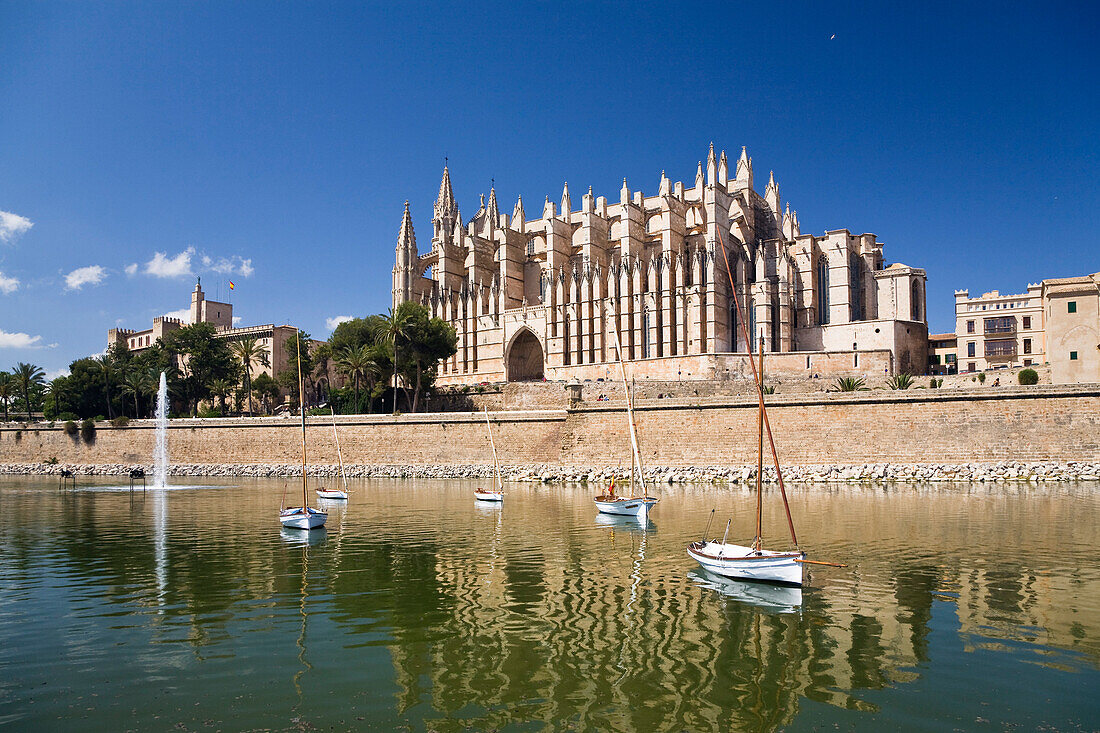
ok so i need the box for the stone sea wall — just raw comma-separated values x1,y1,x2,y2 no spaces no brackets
4,460,1099,484
1,385,1098,476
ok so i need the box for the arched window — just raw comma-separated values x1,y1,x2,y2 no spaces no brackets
526,238,536,257
770,301,779,351
817,255,830,325
850,252,864,321
911,280,922,321
642,309,651,358
729,297,739,352
539,274,547,303
748,300,757,352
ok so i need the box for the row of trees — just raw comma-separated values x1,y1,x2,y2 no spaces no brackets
2,301,457,422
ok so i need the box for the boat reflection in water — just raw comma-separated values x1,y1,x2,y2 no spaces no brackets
594,512,657,534
688,568,802,613
280,527,328,546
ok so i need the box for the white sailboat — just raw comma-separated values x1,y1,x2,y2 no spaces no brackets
594,329,658,518
280,329,328,530
474,409,504,502
316,407,349,501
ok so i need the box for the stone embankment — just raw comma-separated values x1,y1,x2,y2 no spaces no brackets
4,461,1099,484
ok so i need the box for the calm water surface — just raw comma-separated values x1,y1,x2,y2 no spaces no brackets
0,476,1097,732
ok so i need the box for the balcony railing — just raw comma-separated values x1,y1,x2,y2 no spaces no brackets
984,339,1017,357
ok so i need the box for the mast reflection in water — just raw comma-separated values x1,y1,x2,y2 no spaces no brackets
0,476,1097,731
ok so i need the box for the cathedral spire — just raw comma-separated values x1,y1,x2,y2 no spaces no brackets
435,166,457,219
659,170,670,196
560,182,571,216
718,150,729,186
765,171,780,217
695,161,704,190
735,146,752,188
620,178,631,205
486,185,499,223
512,195,525,230
393,201,418,307
706,142,717,186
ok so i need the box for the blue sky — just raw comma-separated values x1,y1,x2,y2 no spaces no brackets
1,1,1097,375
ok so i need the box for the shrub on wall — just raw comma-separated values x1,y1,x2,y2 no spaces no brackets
977,373,986,384
63,420,78,437
110,416,130,427
80,419,96,443
1018,368,1039,385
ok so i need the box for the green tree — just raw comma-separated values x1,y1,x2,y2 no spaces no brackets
886,373,914,390
162,323,241,416
405,312,457,412
336,344,386,414
251,372,280,414
0,371,13,421
229,336,270,415
121,369,153,418
94,354,117,419
209,378,234,415
14,362,46,420
372,304,417,413
330,316,388,353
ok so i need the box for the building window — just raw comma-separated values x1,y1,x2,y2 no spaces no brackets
1070,351,1078,360
946,354,956,364
984,316,1015,334
967,320,975,333
967,342,975,357
967,362,976,371
1023,359,1032,367
526,239,535,256
850,252,863,321
817,255,829,325
1023,338,1032,354
1023,316,1031,329
1068,301,1077,313
911,280,921,321
985,339,1016,357
641,310,650,358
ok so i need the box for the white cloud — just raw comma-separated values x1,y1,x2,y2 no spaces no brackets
145,247,195,278
326,315,354,331
0,210,33,244
124,263,138,276
44,367,69,381
208,255,254,276
161,308,193,323
0,329,43,348
232,316,242,326
0,271,18,294
64,265,107,290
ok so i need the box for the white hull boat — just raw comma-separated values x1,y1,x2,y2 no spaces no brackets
315,488,348,500
474,489,504,502
687,540,804,586
280,506,328,530
594,496,658,517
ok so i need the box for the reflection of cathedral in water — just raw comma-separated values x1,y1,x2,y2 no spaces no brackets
379,488,1099,731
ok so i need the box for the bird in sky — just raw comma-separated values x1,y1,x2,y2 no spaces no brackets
830,34,836,39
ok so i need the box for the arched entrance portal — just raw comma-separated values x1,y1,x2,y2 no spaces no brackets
507,329,545,381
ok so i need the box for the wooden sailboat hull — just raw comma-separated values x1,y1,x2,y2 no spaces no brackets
474,489,504,502
687,541,804,586
315,489,348,500
280,506,328,530
594,496,658,517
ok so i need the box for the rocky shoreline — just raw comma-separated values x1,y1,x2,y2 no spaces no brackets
4,461,1100,484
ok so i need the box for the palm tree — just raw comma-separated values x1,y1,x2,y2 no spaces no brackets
210,378,233,415
886,373,914,390
94,354,116,419
373,304,416,413
336,344,371,413
832,376,868,392
121,369,152,418
14,362,46,420
0,371,13,421
230,337,269,416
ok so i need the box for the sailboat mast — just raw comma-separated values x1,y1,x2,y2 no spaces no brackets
716,231,799,548
296,329,308,509
484,409,503,492
756,334,765,550
331,407,348,492
612,328,646,497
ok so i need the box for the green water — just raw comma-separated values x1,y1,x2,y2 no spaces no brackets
0,476,1097,732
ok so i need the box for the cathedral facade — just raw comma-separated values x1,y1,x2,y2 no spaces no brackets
393,146,928,383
